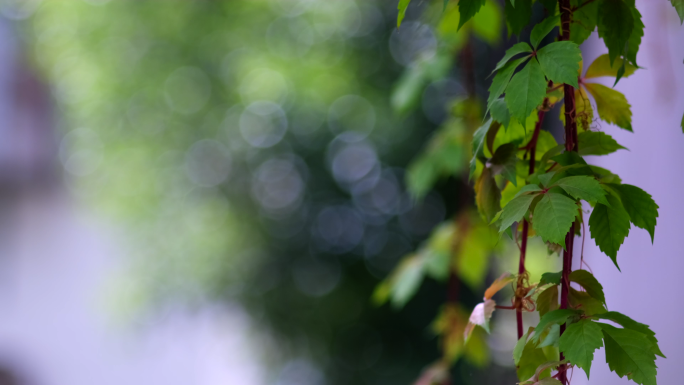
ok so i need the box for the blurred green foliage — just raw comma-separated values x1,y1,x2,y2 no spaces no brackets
23,0,559,384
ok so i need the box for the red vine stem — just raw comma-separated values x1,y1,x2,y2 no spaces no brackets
558,0,578,383
516,109,546,339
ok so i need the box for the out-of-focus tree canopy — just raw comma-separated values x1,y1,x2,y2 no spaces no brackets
22,0,558,383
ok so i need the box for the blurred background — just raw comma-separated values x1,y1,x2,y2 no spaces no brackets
0,0,679,384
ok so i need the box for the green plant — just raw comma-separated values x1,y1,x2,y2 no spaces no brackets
380,0,683,384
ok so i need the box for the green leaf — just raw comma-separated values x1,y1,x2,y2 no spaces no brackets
537,285,558,318
499,193,536,232
589,193,631,269
671,0,684,24
681,111,684,133
533,192,578,248
514,327,534,365
514,184,543,198
458,222,497,290
577,131,627,156
517,339,551,381
505,59,547,122
390,256,424,308
594,311,664,358
569,270,606,305
625,6,644,67
609,184,659,243
492,42,533,74
569,287,606,315
487,56,529,114
536,41,581,88
491,143,519,185
469,119,495,179
539,271,562,286
475,167,502,223
443,0,450,12
599,323,658,385
504,0,532,36
552,151,587,166
585,53,638,79
559,319,604,378
530,15,560,49
584,82,633,132
533,309,579,343
458,0,486,30
553,175,608,205
539,323,561,348
597,0,634,65
397,0,412,27
570,0,598,45
490,98,510,126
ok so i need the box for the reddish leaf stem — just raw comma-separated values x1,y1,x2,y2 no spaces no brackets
516,110,546,339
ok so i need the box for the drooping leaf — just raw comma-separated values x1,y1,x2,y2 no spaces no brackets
499,193,537,232
569,270,606,305
569,287,606,316
536,285,558,318
487,56,529,114
517,339,551,381
484,272,515,300
538,323,561,348
585,53,638,79
681,111,684,133
530,15,560,49
589,193,631,269
625,6,644,67
584,82,633,132
505,59,547,122
577,131,626,156
470,119,496,178
464,299,496,339
490,98,511,127
570,0,598,45
672,0,684,24
458,0,487,30
397,0,412,27
533,192,578,248
597,0,634,65
504,0,532,36
533,309,579,343
609,184,659,243
599,323,658,385
558,319,604,378
553,175,608,205
389,255,424,308
594,311,665,358
491,143,519,185
475,167,502,222
492,42,533,74
458,220,498,290
514,327,534,365
536,41,582,88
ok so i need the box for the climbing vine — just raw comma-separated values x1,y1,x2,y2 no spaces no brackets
379,0,683,384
